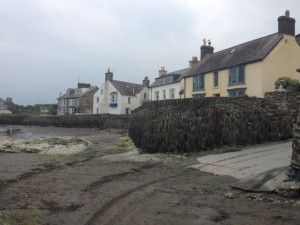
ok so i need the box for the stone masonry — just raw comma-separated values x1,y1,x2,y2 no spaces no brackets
129,92,299,153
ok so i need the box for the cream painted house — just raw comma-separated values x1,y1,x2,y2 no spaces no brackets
93,69,149,115
185,11,300,98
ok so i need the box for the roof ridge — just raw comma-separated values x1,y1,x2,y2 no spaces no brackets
113,80,143,87
210,33,281,55
166,67,189,75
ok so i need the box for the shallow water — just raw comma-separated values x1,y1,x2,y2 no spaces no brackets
3,127,56,139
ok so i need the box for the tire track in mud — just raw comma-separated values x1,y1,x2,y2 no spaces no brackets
84,173,184,225
83,163,160,192
83,169,140,192
0,163,63,192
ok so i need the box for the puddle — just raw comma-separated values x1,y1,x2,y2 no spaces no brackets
4,127,55,139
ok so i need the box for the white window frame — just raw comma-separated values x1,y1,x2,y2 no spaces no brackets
169,88,175,99
155,91,159,100
69,99,75,106
162,90,166,99
125,108,131,114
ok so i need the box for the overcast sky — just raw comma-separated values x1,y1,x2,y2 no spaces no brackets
1,0,300,105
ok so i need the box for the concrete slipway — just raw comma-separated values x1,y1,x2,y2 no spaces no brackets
190,141,293,192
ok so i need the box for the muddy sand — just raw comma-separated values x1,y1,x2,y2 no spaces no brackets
0,126,299,225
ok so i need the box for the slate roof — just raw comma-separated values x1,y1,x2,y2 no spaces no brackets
58,86,98,99
150,68,190,88
187,33,284,77
111,80,145,96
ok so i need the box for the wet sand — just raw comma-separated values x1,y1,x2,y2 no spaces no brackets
0,126,299,225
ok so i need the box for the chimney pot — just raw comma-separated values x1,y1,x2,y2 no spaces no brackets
285,10,290,17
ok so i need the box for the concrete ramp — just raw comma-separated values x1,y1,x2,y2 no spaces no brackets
190,141,292,191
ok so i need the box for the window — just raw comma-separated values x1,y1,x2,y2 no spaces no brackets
68,108,74,114
144,93,147,99
96,97,99,103
69,99,74,106
110,92,118,103
156,76,174,86
155,91,159,100
169,88,175,99
125,108,131,114
96,108,99,114
162,90,166,99
101,89,103,94
75,98,79,106
193,74,205,91
128,97,131,104
229,65,245,85
62,99,67,106
228,88,246,97
213,71,219,87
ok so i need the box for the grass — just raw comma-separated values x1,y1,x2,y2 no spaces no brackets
118,136,136,152
0,203,47,225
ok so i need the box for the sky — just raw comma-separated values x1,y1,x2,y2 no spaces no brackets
1,0,300,105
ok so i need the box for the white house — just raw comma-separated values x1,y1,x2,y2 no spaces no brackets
93,69,150,115
150,57,198,100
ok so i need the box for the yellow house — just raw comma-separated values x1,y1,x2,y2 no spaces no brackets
185,11,300,98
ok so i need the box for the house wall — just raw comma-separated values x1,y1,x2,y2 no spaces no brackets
93,82,106,114
262,35,300,94
93,81,121,115
57,99,68,115
138,87,150,105
185,63,266,98
120,95,137,114
150,82,182,100
79,87,98,114
94,81,122,115
185,69,225,97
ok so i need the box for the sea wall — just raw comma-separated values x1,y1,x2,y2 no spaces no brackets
0,114,130,129
129,92,299,153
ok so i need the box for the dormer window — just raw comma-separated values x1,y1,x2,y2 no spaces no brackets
156,75,174,86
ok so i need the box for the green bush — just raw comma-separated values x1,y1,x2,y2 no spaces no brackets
274,76,300,92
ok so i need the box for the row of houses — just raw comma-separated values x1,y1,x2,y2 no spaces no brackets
58,11,300,115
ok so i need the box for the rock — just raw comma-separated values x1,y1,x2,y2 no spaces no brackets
224,193,235,199
275,180,300,198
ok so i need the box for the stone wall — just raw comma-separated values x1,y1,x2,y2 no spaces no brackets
129,92,299,153
0,114,130,129
288,94,300,179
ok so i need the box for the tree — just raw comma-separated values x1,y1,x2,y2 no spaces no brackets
48,104,58,115
274,77,300,92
